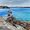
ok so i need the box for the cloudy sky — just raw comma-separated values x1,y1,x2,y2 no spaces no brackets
0,0,30,7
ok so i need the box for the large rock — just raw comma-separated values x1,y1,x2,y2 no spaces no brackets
0,17,26,30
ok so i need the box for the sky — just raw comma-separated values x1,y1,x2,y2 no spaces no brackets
0,0,30,7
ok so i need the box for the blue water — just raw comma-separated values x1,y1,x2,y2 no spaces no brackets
0,8,30,22
0,9,9,16
12,8,30,22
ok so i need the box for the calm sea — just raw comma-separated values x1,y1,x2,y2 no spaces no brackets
0,8,30,22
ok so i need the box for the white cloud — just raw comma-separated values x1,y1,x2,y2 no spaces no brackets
0,0,30,7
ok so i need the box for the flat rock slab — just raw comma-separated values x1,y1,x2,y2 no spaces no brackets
0,26,10,30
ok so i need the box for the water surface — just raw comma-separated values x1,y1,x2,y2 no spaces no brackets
0,8,30,22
